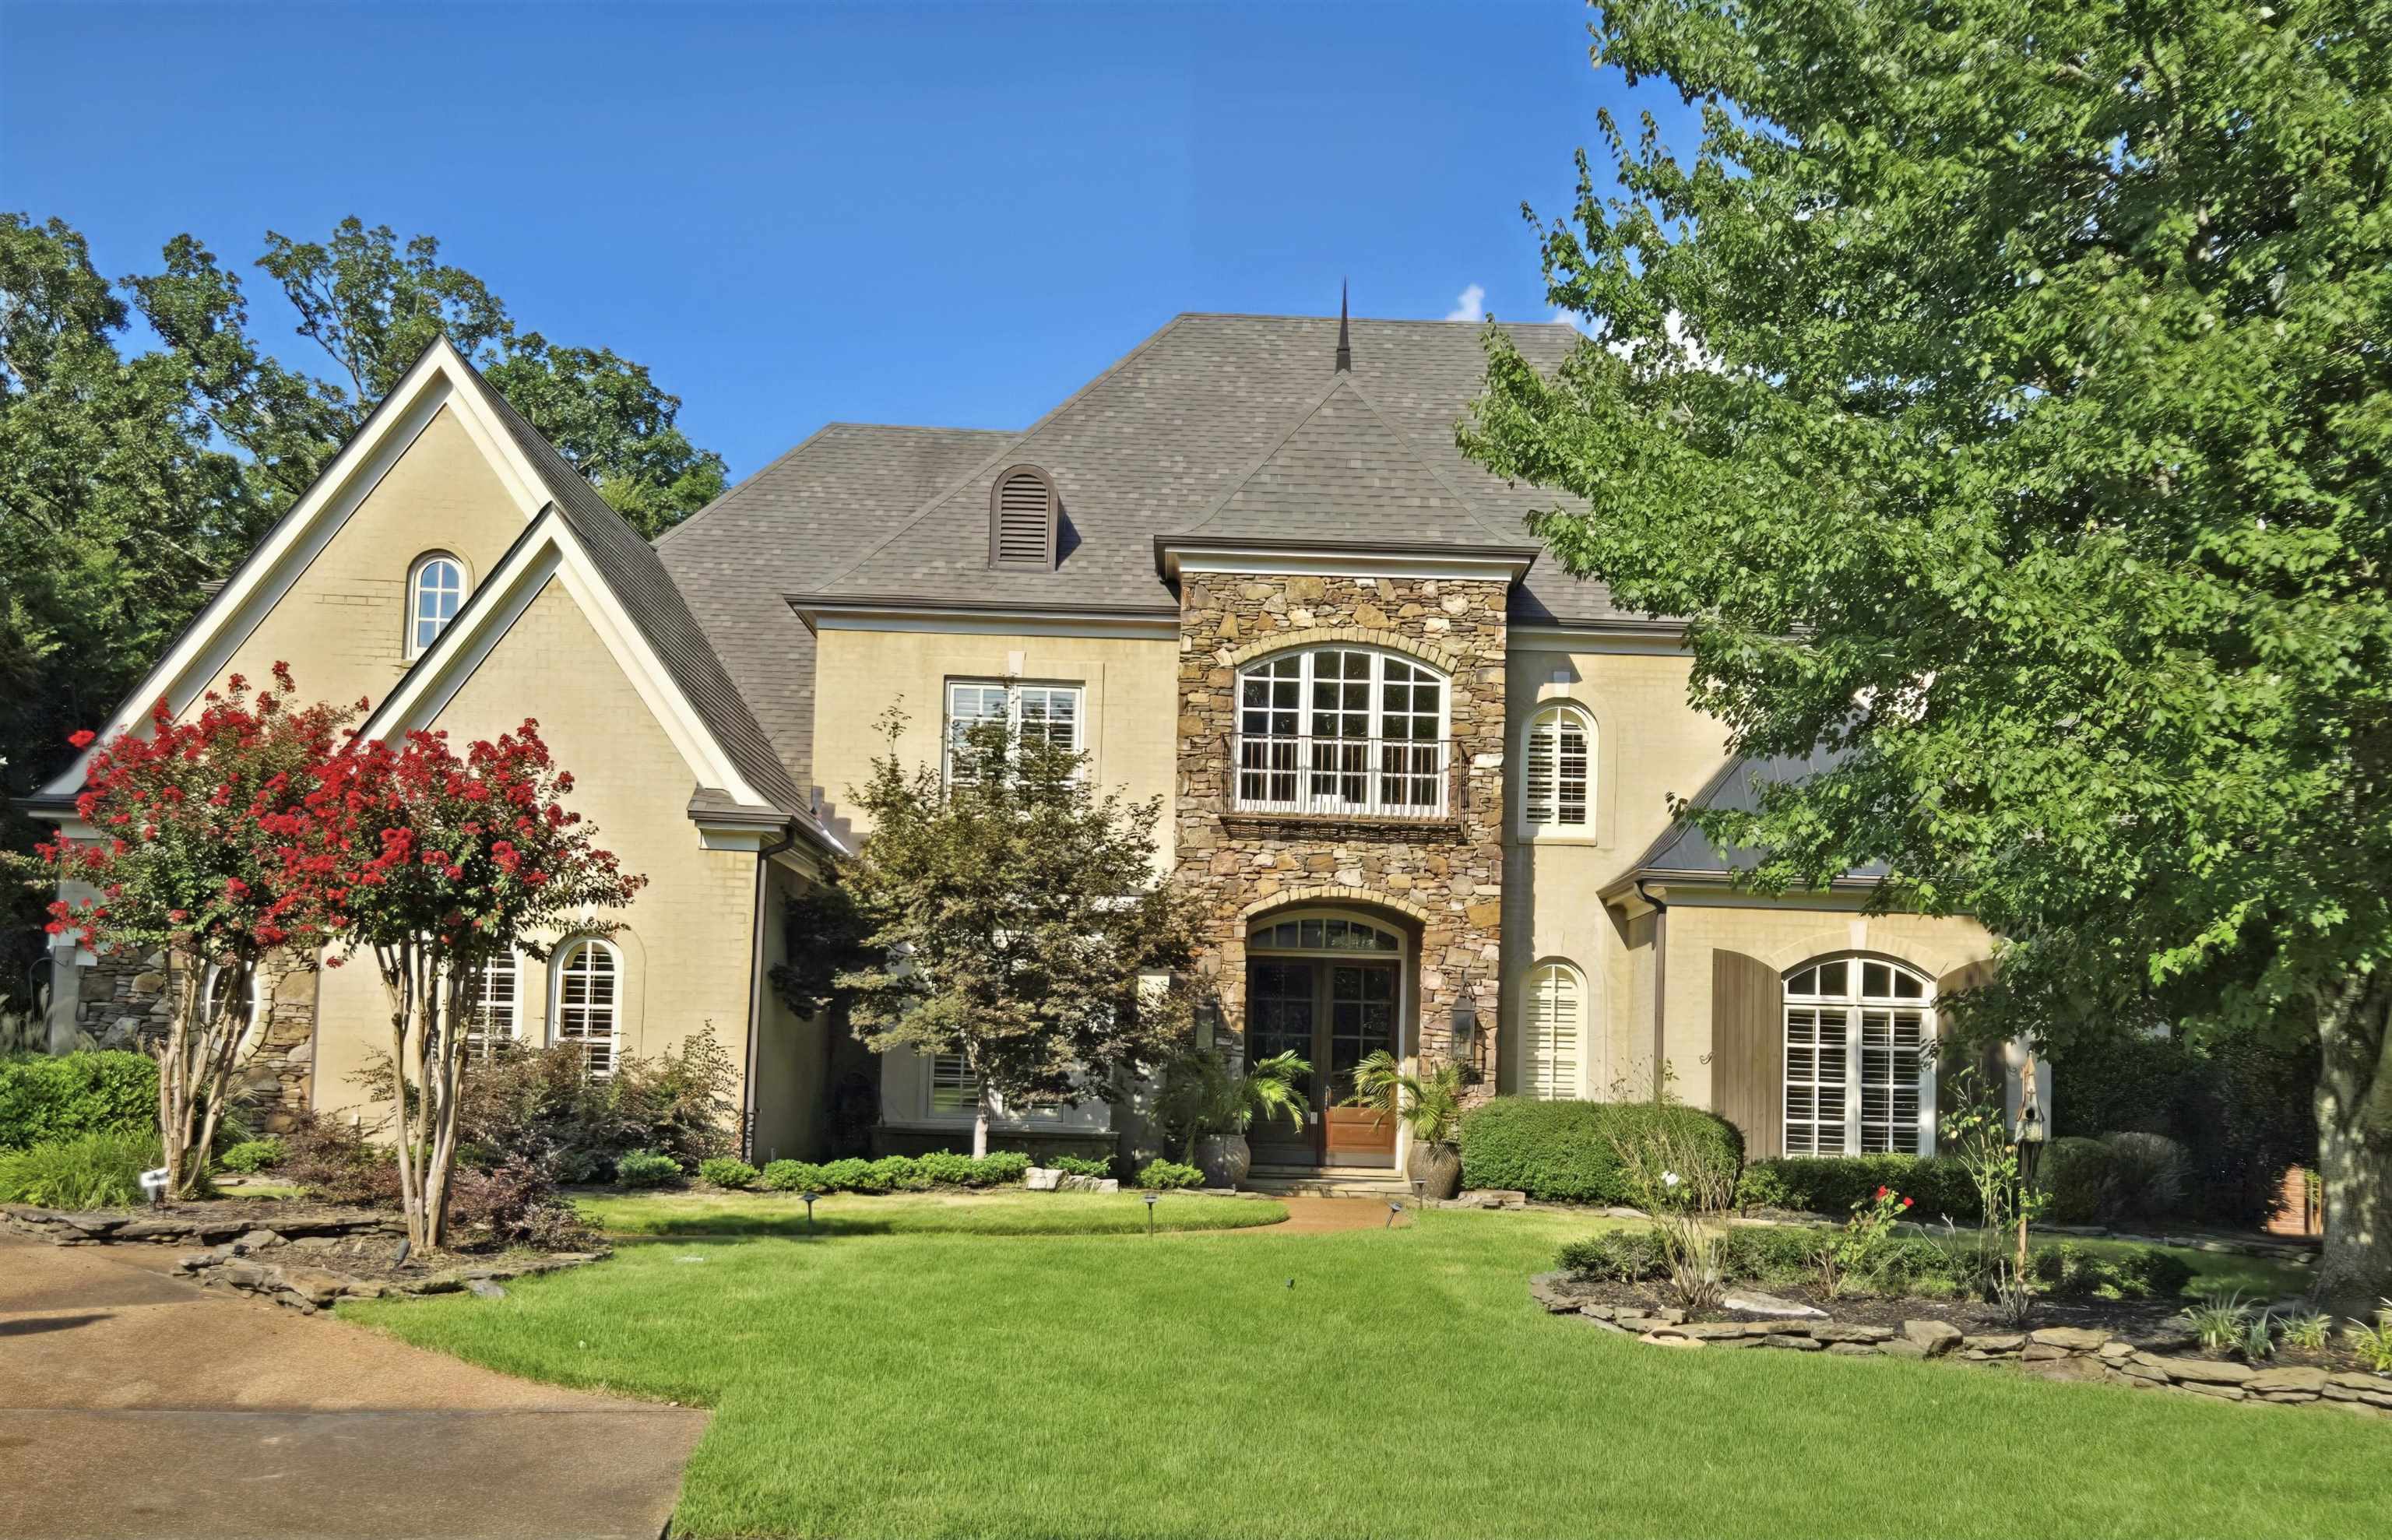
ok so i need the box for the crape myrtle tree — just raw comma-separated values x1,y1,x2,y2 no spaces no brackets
820,711,1204,1159
278,723,643,1248
14,666,348,1197
1459,2,2391,1308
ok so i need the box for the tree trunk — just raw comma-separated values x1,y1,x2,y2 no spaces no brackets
2314,975,2392,1318
973,1083,992,1160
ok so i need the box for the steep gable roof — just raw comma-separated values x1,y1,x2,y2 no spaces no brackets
789,314,1635,624
1624,747,1887,885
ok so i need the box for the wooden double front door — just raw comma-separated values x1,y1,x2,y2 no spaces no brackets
1244,956,1402,1169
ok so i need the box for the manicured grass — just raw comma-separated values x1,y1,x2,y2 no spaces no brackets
579,1188,1288,1237
346,1205,2389,1539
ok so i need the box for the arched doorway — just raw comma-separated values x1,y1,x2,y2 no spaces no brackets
1243,909,1409,1170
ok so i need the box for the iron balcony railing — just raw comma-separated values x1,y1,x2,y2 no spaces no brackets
1228,732,1458,820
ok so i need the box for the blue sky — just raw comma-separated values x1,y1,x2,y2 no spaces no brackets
1,1,1698,479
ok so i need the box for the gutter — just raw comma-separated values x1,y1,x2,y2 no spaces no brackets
1637,880,1669,1103
740,824,799,1162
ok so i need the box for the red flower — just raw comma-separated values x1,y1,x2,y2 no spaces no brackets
1901,1197,1914,1209
68,729,97,749
1874,1186,1889,1200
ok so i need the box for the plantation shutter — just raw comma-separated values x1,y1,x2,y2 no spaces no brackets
1711,950,1782,1157
991,468,1054,568
1524,965,1582,1100
1523,707,1591,829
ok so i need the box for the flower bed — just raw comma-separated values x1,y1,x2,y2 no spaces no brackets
1527,1270,2392,1420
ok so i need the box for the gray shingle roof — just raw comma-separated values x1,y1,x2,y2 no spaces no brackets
657,423,1017,793
1628,747,1888,882
451,358,827,839
793,315,1630,619
1166,371,1530,550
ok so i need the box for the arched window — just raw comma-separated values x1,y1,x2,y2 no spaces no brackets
1521,704,1593,834
552,940,620,1078
407,554,466,656
199,962,266,1057
463,951,519,1064
1522,962,1584,1100
1783,955,1935,1156
1234,646,1449,816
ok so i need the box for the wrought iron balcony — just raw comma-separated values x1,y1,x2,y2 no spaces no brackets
1228,732,1457,821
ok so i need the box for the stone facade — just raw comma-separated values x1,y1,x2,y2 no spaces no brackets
1173,571,1509,1081
68,946,316,1130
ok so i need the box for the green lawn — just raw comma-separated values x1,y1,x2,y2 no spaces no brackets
579,1189,1288,1237
343,1204,2387,1538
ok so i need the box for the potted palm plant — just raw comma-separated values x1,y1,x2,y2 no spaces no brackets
1158,1049,1310,1188
1346,1050,1465,1200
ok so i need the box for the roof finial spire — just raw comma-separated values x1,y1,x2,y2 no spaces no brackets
1334,280,1352,373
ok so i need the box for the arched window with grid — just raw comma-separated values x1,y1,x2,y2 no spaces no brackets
1782,955,1935,1155
1521,962,1585,1100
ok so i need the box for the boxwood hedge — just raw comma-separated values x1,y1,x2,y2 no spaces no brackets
1736,1154,1985,1224
1458,1098,1743,1204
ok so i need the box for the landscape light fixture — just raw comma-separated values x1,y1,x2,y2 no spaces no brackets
802,1191,820,1230
1385,1201,1403,1229
138,1167,169,1208
1144,1190,1159,1236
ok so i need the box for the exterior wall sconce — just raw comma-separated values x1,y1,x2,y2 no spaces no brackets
1449,1001,1479,1058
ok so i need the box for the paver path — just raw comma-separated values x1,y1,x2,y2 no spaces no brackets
0,1230,706,1539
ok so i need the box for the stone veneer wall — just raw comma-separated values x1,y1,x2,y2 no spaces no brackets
69,947,317,1130
1173,572,1508,1085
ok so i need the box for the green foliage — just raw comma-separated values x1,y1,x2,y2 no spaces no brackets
2031,1242,2197,1302
1557,1228,1667,1282
753,1151,1028,1195
1458,0,2392,1310
2283,1312,2334,1352
1736,1155,1983,1224
1343,1050,1463,1145
1136,1159,1204,1190
2096,1133,2190,1222
698,1158,759,1190
439,1032,737,1184
218,1137,284,1175
613,1149,683,1189
2345,1304,2392,1372
0,1128,161,1207
1047,1154,1112,1179
1154,1047,1310,1162
1458,1098,1742,1204
277,1112,399,1207
2190,1292,2255,1353
2040,1137,2116,1226
0,1051,157,1151
829,710,1202,1135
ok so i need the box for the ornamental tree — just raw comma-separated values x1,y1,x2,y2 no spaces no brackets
821,711,1202,1158
14,666,350,1197
1461,2,2391,1309
277,722,642,1248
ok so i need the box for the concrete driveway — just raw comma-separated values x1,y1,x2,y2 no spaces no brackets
0,1230,707,1540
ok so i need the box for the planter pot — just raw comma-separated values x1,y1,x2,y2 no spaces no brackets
1197,1134,1251,1189
1407,1141,1463,1201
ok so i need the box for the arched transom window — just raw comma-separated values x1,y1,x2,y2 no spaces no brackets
1522,962,1584,1100
553,940,620,1078
1783,955,1935,1156
1521,704,1592,833
408,554,466,656
1235,647,1448,817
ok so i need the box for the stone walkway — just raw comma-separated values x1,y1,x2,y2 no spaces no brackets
0,1230,707,1539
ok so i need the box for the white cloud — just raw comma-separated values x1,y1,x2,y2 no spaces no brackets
1444,284,1486,323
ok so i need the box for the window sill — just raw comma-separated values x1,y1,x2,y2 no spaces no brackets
1220,811,1466,842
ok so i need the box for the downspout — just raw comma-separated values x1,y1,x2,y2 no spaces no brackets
740,824,799,1162
1637,881,1669,1104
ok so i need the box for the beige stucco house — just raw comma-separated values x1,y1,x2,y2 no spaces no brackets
29,310,1993,1177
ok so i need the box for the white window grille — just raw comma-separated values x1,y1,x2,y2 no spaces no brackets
408,554,466,656
943,680,1082,787
553,940,620,1078
1233,647,1450,817
1782,955,1935,1155
1522,704,1593,832
1524,962,1584,1100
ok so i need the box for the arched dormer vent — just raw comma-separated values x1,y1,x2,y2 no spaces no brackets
989,465,1058,570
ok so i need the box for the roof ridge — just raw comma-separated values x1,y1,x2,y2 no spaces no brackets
1330,369,1532,548
809,314,1192,596
656,422,839,550
1167,371,1355,540
1166,311,1581,331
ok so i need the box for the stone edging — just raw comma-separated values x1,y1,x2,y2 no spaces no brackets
2,1202,400,1247
1528,1273,2392,1421
174,1229,608,1315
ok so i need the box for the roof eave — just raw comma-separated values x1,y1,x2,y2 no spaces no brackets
1152,535,1540,582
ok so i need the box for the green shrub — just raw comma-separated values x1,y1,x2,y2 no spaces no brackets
2098,1132,2188,1220
972,1151,1030,1186
818,1158,873,1191
0,1129,161,1208
915,1151,976,1187
2040,1136,2116,1225
698,1157,759,1190
1048,1154,1112,1179
0,1051,158,1152
1136,1159,1204,1190
1458,1099,1742,1205
760,1159,822,1192
613,1149,682,1188
1736,1155,1984,1224
218,1138,285,1174
278,1113,399,1207
1557,1229,1669,1282
2031,1241,2196,1300
861,1155,928,1191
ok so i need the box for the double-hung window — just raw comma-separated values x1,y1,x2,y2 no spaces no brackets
944,680,1082,787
